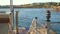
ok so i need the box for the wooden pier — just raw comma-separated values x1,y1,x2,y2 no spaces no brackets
0,12,10,34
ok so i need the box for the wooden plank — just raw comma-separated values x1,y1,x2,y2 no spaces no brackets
0,23,8,34
0,18,9,23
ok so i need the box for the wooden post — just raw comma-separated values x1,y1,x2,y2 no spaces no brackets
16,11,19,34
10,0,13,12
46,10,51,34
10,0,14,34
8,12,14,34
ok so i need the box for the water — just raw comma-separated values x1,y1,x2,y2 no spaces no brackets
0,8,60,34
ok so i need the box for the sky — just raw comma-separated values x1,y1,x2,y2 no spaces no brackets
0,0,60,5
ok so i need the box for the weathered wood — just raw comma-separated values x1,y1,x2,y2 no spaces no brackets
0,23,9,34
29,17,37,34
0,12,10,34
16,11,19,34
8,12,14,34
0,18,9,23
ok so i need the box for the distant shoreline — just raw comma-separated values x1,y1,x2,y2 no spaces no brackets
0,2,60,8
0,6,50,8
0,7,51,8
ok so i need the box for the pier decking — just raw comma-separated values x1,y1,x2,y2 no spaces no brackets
0,12,10,34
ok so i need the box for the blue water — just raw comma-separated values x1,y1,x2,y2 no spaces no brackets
0,8,60,34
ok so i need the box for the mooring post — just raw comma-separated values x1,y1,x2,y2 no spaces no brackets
16,11,19,34
8,12,13,34
10,0,14,33
46,10,51,34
